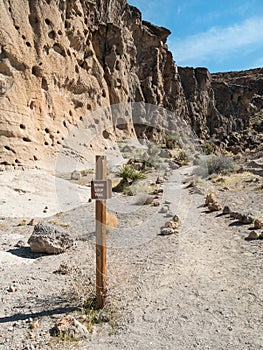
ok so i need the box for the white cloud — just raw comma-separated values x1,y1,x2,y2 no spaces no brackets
169,17,263,66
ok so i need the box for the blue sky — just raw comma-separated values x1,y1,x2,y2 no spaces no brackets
128,0,263,73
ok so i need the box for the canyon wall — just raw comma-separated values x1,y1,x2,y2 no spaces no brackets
0,0,262,170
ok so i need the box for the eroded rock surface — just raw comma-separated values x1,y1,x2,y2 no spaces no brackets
0,0,262,170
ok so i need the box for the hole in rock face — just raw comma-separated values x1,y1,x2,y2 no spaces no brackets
45,128,49,133
63,120,67,127
41,77,48,90
69,110,72,116
79,116,83,121
45,18,51,25
20,124,26,129
25,41,31,47
15,159,21,163
22,35,26,40
32,66,42,77
103,130,110,139
65,21,70,29
53,43,66,57
48,31,56,39
44,141,48,145
58,30,62,35
33,155,38,161
23,137,31,142
87,103,91,110
116,118,127,130
28,14,38,27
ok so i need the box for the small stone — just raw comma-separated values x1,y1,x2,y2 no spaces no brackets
222,206,231,215
230,211,239,219
71,170,81,181
144,196,154,205
28,219,35,226
205,192,217,206
156,176,164,184
237,213,253,224
172,215,180,223
52,315,89,340
15,240,26,248
159,206,169,213
159,227,178,235
164,200,171,205
208,202,222,211
8,285,17,292
246,231,260,240
29,320,39,329
96,312,110,323
254,219,262,229
164,221,178,229
28,331,36,339
152,201,160,206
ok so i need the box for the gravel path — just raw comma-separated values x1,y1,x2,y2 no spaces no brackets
0,166,262,350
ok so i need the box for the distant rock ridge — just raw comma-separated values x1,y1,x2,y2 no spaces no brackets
0,0,262,169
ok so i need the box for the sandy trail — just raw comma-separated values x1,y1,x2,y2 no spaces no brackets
0,166,262,350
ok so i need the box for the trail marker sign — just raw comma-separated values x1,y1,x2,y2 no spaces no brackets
91,180,112,200
93,155,112,308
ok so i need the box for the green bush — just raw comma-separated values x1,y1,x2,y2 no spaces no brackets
203,143,216,155
116,164,146,181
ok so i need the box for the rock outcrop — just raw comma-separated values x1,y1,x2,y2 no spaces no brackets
0,0,262,170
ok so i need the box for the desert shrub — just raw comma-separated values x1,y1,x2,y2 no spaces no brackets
196,155,235,177
174,150,190,165
116,164,146,181
203,143,216,155
164,133,177,150
123,182,145,196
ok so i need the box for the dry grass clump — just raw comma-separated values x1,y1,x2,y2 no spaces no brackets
106,211,119,230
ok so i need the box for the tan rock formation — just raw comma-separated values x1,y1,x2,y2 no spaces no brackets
0,0,262,170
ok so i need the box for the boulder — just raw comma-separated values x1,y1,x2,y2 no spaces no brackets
28,223,73,254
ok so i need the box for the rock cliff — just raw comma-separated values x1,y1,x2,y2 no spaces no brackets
0,0,262,170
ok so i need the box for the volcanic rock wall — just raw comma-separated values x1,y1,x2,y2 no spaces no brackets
0,0,262,170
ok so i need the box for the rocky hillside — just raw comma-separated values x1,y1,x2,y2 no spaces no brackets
0,0,262,170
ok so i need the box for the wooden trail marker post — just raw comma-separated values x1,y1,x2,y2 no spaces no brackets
91,156,112,308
